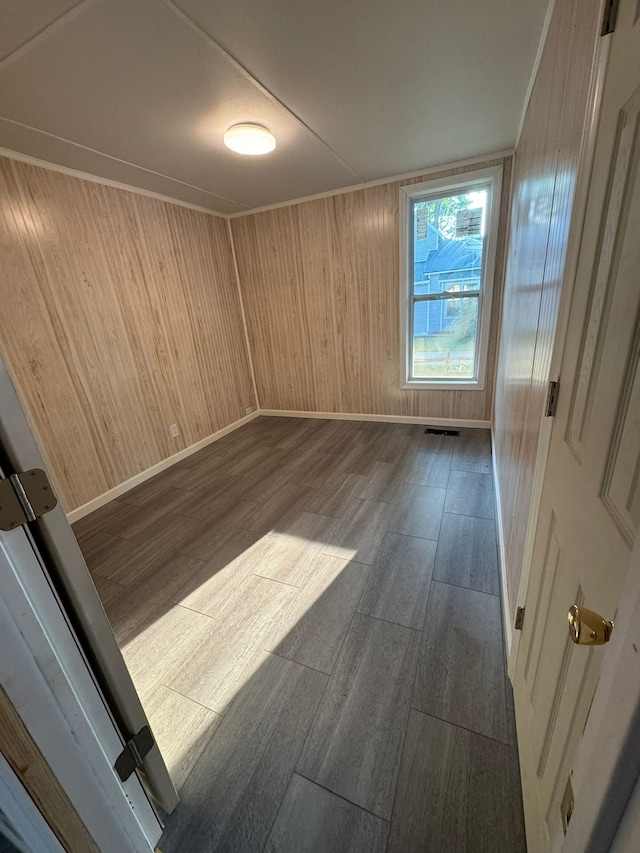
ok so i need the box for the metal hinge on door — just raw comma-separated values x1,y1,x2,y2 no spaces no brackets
601,0,620,35
515,606,525,631
115,726,155,782
0,469,58,531
545,381,559,418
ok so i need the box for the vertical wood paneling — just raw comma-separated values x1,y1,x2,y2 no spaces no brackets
493,0,604,616
232,157,511,421
0,157,255,512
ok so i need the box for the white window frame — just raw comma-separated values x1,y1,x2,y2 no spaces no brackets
399,165,503,390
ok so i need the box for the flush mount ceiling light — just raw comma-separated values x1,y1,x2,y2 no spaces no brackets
223,123,276,155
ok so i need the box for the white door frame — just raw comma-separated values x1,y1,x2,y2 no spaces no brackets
0,356,178,814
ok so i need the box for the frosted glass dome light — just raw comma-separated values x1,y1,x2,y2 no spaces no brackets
223,123,276,155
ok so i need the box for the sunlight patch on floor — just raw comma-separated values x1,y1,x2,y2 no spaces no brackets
115,530,357,784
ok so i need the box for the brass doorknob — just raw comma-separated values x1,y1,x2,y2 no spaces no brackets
568,605,614,645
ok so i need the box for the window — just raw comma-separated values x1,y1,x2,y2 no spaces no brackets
399,166,502,389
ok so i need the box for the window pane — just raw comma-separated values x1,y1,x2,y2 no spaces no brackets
412,296,478,379
413,190,487,301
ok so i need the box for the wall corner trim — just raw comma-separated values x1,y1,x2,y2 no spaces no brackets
226,218,260,408
492,425,513,661
515,0,558,148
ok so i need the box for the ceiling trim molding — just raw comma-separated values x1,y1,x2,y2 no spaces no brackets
515,0,557,149
0,115,247,209
0,146,227,218
227,149,515,218
0,144,515,221
163,0,365,184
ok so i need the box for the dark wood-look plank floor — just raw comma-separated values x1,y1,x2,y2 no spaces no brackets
445,469,495,519
73,418,525,851
433,511,500,595
357,532,436,629
266,774,389,852
297,613,419,820
389,483,446,539
168,574,298,714
160,654,327,853
451,427,493,475
266,554,370,674
324,497,395,564
413,581,508,743
387,711,526,853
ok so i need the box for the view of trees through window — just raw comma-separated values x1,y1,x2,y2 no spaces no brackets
411,189,487,380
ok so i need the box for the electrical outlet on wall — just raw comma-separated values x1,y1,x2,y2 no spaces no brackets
168,423,180,437
245,406,253,414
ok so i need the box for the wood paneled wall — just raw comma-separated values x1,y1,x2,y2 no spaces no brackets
493,0,604,616
0,158,256,512
231,157,511,420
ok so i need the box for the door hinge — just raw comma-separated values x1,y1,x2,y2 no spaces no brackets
601,0,620,35
0,469,58,531
545,381,559,418
515,606,525,631
115,726,155,782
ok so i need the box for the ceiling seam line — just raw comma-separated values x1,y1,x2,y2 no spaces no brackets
162,0,365,184
0,0,99,70
0,116,248,209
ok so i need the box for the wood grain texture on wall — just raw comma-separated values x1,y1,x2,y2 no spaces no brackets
493,0,604,616
0,683,100,852
0,157,255,512
231,157,511,420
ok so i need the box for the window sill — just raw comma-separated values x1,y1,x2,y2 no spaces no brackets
401,379,486,391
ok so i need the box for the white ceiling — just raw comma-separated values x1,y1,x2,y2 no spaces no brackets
0,0,549,214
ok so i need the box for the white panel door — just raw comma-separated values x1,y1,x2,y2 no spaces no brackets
513,2,640,850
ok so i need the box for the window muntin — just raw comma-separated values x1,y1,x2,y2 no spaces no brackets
400,168,501,389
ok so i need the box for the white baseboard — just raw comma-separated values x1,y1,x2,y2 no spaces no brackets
67,408,490,524
491,426,513,661
66,410,260,523
260,409,491,429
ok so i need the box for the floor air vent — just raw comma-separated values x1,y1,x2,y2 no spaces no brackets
424,427,460,436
